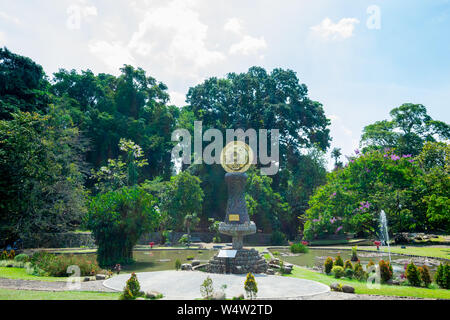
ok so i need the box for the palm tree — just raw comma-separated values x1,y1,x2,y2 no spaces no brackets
331,147,342,168
184,213,200,247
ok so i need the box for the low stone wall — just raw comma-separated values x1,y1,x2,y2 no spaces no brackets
21,231,272,248
22,232,96,249
138,232,272,246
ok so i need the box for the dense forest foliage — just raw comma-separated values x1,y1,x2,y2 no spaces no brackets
0,47,449,250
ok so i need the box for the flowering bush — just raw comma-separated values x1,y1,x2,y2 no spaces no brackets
366,260,375,272
344,260,353,270
419,265,432,287
303,144,447,238
324,257,333,274
30,252,100,277
334,255,344,267
378,260,393,283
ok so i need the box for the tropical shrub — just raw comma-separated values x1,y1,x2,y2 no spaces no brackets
324,257,334,274
419,265,432,287
290,243,309,254
175,259,181,271
0,251,7,260
345,268,354,279
354,262,367,281
30,252,100,277
178,234,189,245
379,260,393,283
351,246,358,261
406,262,421,287
244,273,258,300
271,230,287,246
14,254,30,263
334,255,344,267
366,260,375,272
332,266,345,279
119,273,143,300
86,186,159,268
7,250,15,260
435,263,449,289
344,260,353,270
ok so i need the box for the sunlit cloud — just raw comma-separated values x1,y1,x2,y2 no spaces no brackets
311,17,360,40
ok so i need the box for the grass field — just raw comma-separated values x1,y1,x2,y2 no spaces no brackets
287,266,450,299
325,246,450,260
0,267,69,282
0,288,120,300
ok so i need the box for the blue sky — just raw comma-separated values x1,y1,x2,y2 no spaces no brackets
1,0,449,169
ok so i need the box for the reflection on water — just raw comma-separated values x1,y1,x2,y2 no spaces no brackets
270,248,440,277
123,250,217,273
77,249,217,273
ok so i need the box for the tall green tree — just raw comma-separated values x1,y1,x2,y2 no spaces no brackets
361,104,450,156
0,47,50,119
160,171,204,232
245,170,290,233
0,108,87,245
86,186,159,267
51,66,178,182
185,67,331,235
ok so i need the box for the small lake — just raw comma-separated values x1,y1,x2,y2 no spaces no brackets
80,249,217,273
269,248,442,277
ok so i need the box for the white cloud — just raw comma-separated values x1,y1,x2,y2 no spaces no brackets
88,41,135,72
311,17,359,40
169,91,187,107
229,35,267,56
329,114,352,136
224,17,267,56
0,11,21,25
66,1,98,30
224,18,243,34
127,0,225,77
0,31,5,44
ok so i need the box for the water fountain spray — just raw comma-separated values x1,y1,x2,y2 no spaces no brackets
379,210,392,263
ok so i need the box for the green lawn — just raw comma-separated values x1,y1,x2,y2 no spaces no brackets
287,266,450,299
329,245,450,260
0,267,69,282
0,288,120,300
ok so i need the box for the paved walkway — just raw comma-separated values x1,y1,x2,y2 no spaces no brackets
0,278,116,292
0,277,427,299
103,271,330,300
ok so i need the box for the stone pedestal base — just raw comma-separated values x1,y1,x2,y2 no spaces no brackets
207,249,268,274
218,222,256,250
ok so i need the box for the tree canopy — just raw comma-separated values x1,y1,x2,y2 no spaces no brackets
361,103,450,156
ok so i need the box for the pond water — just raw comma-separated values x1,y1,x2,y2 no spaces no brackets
270,248,441,277
80,249,217,273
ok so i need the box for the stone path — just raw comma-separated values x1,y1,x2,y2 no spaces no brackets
103,270,329,299
0,276,427,299
0,278,116,292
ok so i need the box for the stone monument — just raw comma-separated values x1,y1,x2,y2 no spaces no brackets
207,141,267,274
